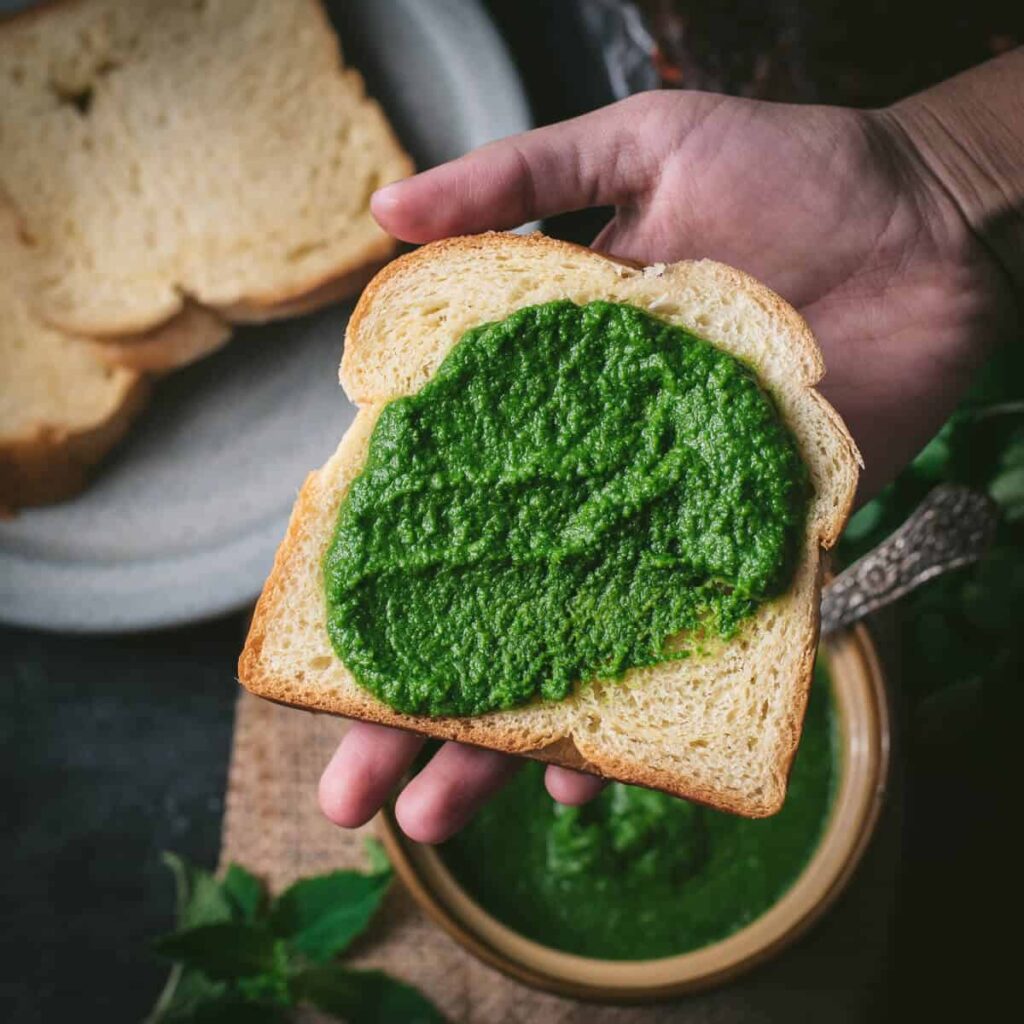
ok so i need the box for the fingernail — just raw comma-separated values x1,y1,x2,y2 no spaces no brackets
371,181,402,212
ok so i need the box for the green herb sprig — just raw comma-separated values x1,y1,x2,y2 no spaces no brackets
146,839,443,1024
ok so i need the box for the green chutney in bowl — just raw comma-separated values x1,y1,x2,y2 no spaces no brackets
378,629,888,1000
437,660,836,961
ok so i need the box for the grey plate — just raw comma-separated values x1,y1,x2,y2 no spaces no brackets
0,0,532,633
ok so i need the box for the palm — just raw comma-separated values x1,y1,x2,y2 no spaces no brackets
591,95,1011,493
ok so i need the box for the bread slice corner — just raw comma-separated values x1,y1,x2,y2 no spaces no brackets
0,0,412,369
239,232,861,816
0,204,148,511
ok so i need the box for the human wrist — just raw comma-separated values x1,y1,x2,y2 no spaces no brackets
883,48,1024,296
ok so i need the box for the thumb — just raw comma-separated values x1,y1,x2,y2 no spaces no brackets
371,94,662,243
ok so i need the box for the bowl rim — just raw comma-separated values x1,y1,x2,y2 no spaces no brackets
377,623,890,1002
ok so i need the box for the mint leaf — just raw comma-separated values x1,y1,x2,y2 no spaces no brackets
1001,433,1024,470
223,864,265,922
153,923,277,980
145,964,227,1023
292,966,445,1023
841,499,885,543
150,855,428,1024
162,852,234,929
911,426,953,481
270,870,389,962
147,969,287,1024
991,467,1024,522
188,997,288,1024
364,836,392,877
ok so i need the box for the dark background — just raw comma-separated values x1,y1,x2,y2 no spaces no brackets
3,1,1013,1020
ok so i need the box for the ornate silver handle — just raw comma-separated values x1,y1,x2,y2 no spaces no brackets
820,484,999,637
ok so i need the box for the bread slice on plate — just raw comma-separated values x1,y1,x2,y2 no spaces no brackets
0,0,412,369
86,302,231,374
0,205,148,511
239,233,861,816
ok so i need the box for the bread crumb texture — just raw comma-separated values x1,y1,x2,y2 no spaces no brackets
0,0,412,337
241,234,860,817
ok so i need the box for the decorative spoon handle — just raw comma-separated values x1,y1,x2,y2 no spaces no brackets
820,484,999,637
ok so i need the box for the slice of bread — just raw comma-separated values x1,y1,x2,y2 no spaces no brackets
87,302,230,374
0,204,148,510
0,0,412,367
239,233,861,816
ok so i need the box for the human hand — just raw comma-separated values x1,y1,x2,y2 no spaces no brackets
320,89,1017,843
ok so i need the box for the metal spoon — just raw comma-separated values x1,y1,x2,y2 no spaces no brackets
820,484,999,636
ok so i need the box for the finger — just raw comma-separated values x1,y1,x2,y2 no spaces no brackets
318,722,424,828
394,742,521,844
371,94,662,243
545,764,607,805
589,211,639,258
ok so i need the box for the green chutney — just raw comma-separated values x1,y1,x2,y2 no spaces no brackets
324,300,810,717
439,659,838,960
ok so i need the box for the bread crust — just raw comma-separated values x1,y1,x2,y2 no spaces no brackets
0,373,149,511
87,302,230,373
240,232,861,816
214,249,396,325
83,245,400,373
0,198,151,510
240,477,821,817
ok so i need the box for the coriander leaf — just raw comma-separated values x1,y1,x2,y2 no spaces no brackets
269,870,389,962
364,837,392,877
162,852,234,929
292,965,445,1023
223,864,266,922
153,923,277,980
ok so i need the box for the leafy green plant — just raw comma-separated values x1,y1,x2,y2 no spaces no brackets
146,840,443,1024
838,342,1024,711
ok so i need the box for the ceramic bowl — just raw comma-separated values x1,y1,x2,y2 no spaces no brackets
378,624,889,1001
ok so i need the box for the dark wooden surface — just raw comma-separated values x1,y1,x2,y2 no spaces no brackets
1,617,242,1022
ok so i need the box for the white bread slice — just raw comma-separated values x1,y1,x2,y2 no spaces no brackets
87,301,230,374
239,233,861,816
0,0,411,367
0,204,147,510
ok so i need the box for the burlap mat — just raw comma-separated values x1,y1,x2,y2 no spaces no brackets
220,691,897,1023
